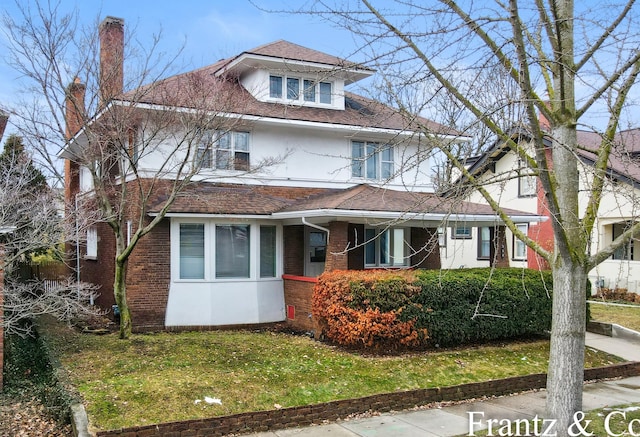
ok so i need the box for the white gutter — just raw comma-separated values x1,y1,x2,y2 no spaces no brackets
151,209,546,225
272,208,546,224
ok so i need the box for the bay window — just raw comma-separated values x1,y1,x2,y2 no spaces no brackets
175,221,280,280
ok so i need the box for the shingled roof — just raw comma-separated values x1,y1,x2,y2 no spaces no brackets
117,40,463,137
149,182,538,221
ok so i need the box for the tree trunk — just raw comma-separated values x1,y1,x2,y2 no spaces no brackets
546,261,587,437
114,258,132,339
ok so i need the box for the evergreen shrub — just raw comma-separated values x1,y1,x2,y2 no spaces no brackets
312,268,553,350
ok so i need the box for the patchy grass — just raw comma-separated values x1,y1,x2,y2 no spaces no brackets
590,301,640,331
40,319,622,432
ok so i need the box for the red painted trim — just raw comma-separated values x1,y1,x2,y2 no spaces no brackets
282,274,318,283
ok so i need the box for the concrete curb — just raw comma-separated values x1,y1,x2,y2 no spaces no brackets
611,323,640,343
587,320,640,343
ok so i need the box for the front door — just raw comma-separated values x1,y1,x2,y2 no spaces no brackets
305,229,327,277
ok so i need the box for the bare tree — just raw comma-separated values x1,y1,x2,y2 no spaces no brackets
2,2,283,339
0,133,99,336
291,1,640,434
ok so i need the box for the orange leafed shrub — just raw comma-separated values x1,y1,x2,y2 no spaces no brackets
312,270,427,350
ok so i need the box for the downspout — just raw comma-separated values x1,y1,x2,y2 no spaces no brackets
301,217,330,239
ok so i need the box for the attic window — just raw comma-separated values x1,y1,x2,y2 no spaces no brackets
269,74,332,105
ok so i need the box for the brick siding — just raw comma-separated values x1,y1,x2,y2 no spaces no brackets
126,218,171,332
324,221,349,271
95,362,640,437
282,275,317,332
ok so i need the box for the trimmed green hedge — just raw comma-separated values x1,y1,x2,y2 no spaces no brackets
408,268,553,347
313,268,554,349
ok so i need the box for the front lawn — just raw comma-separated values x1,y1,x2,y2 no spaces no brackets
589,301,640,332
40,318,622,431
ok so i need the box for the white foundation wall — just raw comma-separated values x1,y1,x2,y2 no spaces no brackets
165,279,285,326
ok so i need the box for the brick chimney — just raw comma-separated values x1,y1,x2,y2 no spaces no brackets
65,77,86,139
99,16,124,106
538,101,551,132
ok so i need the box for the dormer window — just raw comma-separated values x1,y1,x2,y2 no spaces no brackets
270,74,332,105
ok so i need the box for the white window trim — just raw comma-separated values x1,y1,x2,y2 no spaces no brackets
513,224,529,260
351,141,394,181
86,226,98,259
171,219,282,282
268,73,334,107
364,226,409,268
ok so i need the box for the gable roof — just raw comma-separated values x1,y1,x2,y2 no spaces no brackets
455,127,640,190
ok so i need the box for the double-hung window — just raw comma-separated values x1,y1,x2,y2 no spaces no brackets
478,227,491,259
518,158,537,197
86,226,98,258
351,141,394,180
270,74,332,105
197,130,250,171
365,227,407,267
513,224,528,260
216,131,250,171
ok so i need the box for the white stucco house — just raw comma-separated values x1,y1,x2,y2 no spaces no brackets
61,17,542,332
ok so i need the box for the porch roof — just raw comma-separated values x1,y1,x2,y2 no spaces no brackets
150,183,542,225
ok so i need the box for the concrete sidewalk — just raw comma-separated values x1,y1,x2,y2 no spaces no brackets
241,332,640,437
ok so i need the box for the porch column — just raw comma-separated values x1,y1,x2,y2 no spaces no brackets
491,225,510,268
411,227,441,269
324,221,349,272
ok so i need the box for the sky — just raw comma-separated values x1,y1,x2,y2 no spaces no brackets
0,0,637,140
0,0,365,138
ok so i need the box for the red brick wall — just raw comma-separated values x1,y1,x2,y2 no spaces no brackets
126,218,171,332
283,275,317,332
0,244,4,391
528,148,554,270
95,362,640,437
324,221,349,271
81,221,116,312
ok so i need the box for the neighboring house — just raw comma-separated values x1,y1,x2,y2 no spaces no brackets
450,126,640,293
60,17,541,332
